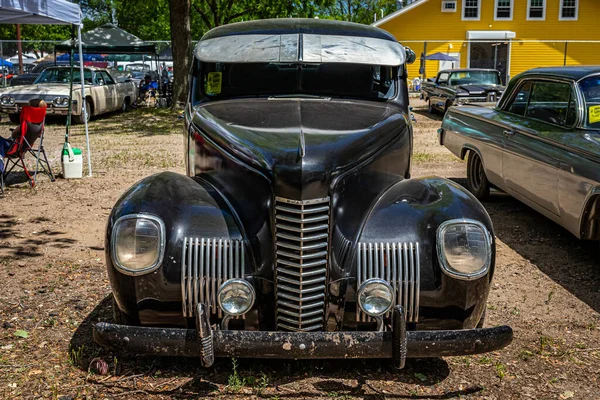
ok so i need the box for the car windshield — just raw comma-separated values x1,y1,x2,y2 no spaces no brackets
448,71,500,86
35,68,93,84
193,62,397,103
579,76,600,129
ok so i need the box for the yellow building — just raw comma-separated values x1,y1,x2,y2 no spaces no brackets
373,0,600,83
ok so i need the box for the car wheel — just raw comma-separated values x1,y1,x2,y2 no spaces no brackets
112,296,137,325
477,310,486,329
121,98,129,112
8,113,20,124
466,151,490,200
428,99,436,114
74,99,91,124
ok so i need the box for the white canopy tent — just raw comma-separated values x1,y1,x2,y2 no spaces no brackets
0,0,92,176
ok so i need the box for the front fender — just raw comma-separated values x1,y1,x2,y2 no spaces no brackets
106,172,243,323
356,177,495,329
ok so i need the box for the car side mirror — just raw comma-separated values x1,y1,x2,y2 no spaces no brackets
404,47,417,65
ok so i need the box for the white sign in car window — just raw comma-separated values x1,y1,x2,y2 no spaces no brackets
195,33,405,66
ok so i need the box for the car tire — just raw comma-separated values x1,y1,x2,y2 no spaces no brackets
74,98,91,125
112,296,137,325
8,113,20,124
428,99,436,114
466,151,490,200
477,310,486,329
121,98,129,112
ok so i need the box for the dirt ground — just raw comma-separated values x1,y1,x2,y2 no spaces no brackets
0,100,599,399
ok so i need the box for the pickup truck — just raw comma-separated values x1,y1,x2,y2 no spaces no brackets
0,66,138,124
421,68,505,114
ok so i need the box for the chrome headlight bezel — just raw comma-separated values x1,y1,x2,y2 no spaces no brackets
436,219,493,281
0,96,8,105
217,279,255,316
357,278,395,317
110,214,166,276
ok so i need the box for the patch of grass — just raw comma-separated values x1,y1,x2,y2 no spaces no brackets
494,362,506,379
519,349,535,361
479,355,492,364
546,290,554,304
227,358,247,393
68,345,85,367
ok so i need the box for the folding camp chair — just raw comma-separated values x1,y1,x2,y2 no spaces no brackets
1,106,55,190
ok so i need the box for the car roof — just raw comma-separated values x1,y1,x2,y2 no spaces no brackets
201,18,397,42
41,65,101,71
438,68,500,74
520,66,600,81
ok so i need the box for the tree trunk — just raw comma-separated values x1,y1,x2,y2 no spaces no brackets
169,0,191,107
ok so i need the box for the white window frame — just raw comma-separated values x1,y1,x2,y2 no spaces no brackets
494,0,513,21
441,1,457,12
462,0,481,21
559,0,579,21
526,0,546,21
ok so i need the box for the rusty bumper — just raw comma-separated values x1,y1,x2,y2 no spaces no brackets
93,305,512,368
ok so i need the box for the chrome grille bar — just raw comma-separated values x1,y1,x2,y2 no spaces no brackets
356,241,420,323
181,237,245,318
274,196,330,332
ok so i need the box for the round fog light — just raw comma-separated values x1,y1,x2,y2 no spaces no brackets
218,279,255,316
358,279,394,317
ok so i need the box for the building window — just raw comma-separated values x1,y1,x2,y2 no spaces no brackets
495,0,513,20
560,0,578,20
527,0,545,20
442,1,457,12
463,0,480,20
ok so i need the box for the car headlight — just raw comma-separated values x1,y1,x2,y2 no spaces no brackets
8,97,15,105
357,278,394,317
218,279,255,316
61,97,70,106
111,214,165,276
0,96,9,105
436,219,492,280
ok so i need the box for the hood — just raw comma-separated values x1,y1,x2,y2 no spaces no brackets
0,84,83,103
456,84,505,96
192,98,409,199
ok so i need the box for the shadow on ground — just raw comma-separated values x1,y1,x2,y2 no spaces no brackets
0,213,76,259
449,177,600,314
68,295,480,398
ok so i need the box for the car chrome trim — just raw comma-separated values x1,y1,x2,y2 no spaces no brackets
181,237,245,318
436,219,493,281
217,278,255,316
274,196,330,332
356,242,420,323
110,213,166,277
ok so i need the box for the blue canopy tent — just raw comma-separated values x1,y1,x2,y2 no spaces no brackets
425,52,459,62
0,57,13,67
0,0,92,177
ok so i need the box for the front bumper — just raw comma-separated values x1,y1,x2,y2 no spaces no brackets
93,305,512,369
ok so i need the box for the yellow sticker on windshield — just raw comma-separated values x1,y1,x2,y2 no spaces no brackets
206,72,222,95
589,105,600,124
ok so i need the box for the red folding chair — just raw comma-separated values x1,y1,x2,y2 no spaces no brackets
2,106,55,189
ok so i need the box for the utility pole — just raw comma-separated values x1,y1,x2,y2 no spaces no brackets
16,24,23,74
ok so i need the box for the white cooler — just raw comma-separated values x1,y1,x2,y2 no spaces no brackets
62,143,83,179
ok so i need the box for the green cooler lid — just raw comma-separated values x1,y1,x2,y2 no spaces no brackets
62,147,82,156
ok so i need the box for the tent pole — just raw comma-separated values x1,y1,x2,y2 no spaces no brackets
78,24,92,177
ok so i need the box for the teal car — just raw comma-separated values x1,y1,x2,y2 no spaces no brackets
440,66,600,248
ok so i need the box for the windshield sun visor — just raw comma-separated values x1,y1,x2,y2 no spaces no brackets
195,34,406,66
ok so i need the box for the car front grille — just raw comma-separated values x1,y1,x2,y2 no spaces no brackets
181,237,245,318
356,242,420,323
274,196,330,332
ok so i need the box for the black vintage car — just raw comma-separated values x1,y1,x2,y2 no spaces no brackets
421,69,505,113
94,19,512,368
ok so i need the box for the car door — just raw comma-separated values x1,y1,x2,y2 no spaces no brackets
500,79,577,216
100,71,118,111
92,71,108,113
432,72,450,109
